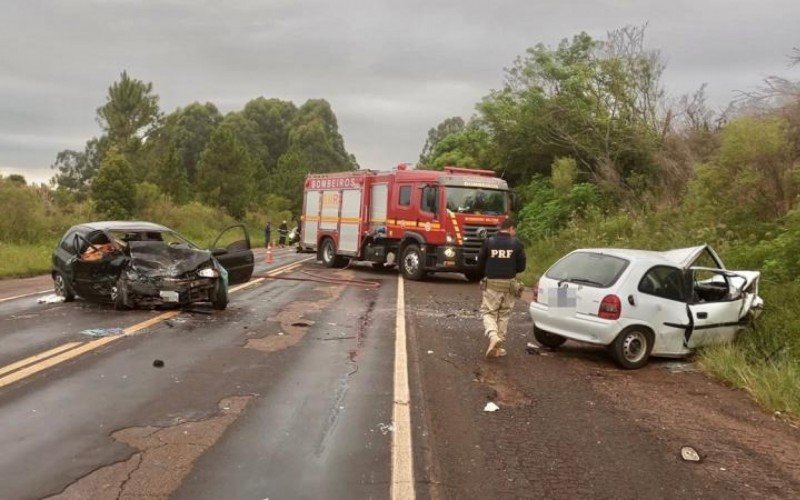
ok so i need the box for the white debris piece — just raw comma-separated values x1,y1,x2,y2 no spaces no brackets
377,422,395,435
427,350,434,354
484,402,500,412
681,446,701,462
37,294,64,304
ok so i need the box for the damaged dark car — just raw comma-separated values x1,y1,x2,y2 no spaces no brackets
51,221,255,310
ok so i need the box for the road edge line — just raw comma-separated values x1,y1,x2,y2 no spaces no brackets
0,289,52,304
391,274,415,499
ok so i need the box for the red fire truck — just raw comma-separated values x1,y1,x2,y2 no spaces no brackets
300,164,510,280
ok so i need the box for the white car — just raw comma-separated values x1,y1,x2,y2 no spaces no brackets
528,245,764,369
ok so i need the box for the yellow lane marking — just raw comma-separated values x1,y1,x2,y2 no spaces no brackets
391,275,415,499
0,289,52,304
0,256,314,389
0,342,83,378
0,310,179,390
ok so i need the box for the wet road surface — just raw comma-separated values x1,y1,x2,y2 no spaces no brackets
1,255,799,499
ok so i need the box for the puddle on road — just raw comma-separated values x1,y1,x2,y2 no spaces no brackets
244,270,351,353
48,396,252,500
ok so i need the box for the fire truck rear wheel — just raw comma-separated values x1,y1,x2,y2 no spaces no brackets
320,238,348,268
400,244,425,281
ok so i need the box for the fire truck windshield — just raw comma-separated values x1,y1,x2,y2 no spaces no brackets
445,187,508,215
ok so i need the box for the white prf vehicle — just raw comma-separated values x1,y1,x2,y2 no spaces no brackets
528,245,764,369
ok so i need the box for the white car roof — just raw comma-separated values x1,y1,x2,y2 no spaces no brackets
575,245,708,268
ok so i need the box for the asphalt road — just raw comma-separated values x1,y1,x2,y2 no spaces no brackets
1,252,799,499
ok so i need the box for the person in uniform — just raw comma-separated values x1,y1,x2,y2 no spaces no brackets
477,218,526,358
278,220,289,247
264,221,272,248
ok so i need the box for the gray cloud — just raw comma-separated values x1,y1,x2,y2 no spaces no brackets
1,0,799,182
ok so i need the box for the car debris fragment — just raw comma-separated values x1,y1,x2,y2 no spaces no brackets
483,402,500,412
80,327,125,337
153,359,165,368
37,294,65,304
680,446,701,462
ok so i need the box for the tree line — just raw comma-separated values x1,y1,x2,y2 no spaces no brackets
52,72,357,218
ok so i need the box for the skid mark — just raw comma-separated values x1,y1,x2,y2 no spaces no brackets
245,270,352,353
48,396,252,500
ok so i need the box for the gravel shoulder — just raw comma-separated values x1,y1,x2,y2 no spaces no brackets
405,274,800,499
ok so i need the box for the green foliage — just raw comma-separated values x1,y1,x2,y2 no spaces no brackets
0,177,48,243
685,115,799,230
550,157,577,194
418,116,466,167
424,125,493,171
91,148,136,219
516,174,599,242
51,137,107,201
96,71,160,153
475,26,664,187
196,127,257,219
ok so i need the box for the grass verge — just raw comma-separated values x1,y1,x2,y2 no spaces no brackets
0,243,53,279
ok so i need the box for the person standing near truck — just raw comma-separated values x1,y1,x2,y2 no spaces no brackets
278,220,288,247
478,219,526,358
264,221,272,248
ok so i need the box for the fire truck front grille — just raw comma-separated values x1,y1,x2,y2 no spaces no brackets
462,225,499,256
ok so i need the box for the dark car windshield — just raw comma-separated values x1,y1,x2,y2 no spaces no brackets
546,252,629,288
108,230,198,249
445,187,508,215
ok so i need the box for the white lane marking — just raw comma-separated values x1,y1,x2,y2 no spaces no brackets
0,289,52,304
391,274,415,499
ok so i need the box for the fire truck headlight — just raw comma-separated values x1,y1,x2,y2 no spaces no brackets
446,234,455,244
444,247,456,259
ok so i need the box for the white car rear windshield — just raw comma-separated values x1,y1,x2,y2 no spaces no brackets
545,252,630,288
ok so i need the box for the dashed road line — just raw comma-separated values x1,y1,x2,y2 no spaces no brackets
0,256,313,390
391,274,415,499
0,289,52,304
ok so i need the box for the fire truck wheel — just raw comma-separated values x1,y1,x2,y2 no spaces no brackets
400,244,425,281
320,238,337,268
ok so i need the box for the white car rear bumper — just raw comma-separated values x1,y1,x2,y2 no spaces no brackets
529,301,619,346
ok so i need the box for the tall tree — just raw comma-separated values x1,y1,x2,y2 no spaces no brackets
96,71,161,154
418,116,466,167
50,136,108,201
196,127,257,218
91,147,136,219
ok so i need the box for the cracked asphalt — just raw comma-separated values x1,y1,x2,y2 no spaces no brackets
1,254,799,499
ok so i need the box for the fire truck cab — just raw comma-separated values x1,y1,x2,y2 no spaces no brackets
301,164,510,281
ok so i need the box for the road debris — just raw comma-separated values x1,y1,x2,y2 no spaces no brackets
664,362,699,373
427,350,434,354
184,306,214,315
81,327,125,337
525,342,540,354
377,422,395,435
153,359,165,368
37,294,65,304
681,446,701,462
484,402,500,412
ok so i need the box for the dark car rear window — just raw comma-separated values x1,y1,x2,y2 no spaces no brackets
545,252,630,288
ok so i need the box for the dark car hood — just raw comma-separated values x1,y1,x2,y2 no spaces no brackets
128,241,212,278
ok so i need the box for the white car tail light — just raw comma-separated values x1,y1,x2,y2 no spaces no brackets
599,294,622,320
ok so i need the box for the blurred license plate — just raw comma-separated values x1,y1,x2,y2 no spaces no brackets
159,290,180,302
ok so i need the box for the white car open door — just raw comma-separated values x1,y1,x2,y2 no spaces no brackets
686,268,758,348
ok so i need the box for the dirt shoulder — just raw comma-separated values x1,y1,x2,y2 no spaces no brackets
406,275,800,499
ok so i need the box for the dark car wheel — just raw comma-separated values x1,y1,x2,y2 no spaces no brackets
53,272,75,302
400,244,425,281
609,326,654,369
212,280,229,310
533,326,567,348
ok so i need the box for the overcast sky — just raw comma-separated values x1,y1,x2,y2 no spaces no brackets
1,0,798,183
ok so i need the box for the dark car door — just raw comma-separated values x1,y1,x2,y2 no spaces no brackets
211,225,254,285
71,231,126,300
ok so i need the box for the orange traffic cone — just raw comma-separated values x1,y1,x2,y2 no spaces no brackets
265,244,274,264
